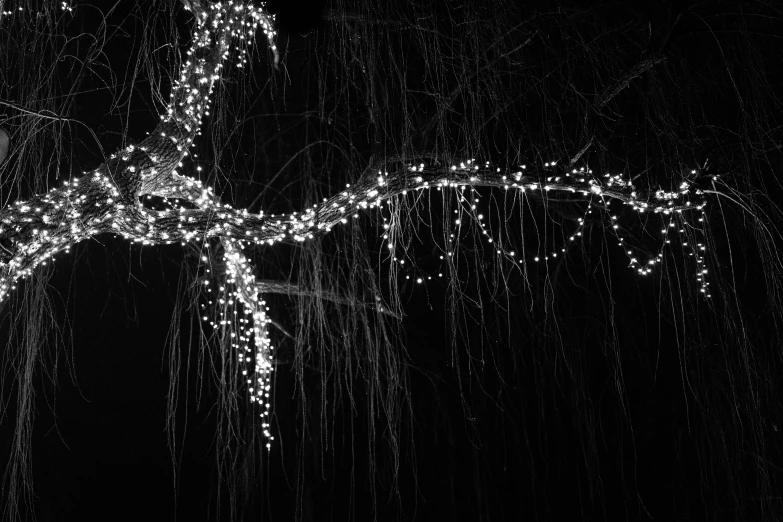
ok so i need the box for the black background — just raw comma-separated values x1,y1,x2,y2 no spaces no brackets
1,1,782,521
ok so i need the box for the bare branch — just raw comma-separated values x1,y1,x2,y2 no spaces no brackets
253,279,402,319
568,137,593,167
593,56,667,110
0,127,8,166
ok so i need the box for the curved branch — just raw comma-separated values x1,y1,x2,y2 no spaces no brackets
593,56,667,111
116,159,704,244
0,154,707,301
0,1,278,302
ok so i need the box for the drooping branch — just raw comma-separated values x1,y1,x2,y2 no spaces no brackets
221,238,275,446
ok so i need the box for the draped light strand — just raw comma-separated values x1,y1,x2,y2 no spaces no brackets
222,239,275,448
382,160,712,296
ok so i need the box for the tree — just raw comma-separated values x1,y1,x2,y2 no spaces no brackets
1,0,782,520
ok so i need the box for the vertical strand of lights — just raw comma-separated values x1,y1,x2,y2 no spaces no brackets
222,239,275,448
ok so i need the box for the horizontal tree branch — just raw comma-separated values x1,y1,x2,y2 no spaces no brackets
593,56,667,110
253,279,402,319
0,155,706,300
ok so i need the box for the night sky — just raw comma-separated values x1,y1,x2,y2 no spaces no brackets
1,1,782,521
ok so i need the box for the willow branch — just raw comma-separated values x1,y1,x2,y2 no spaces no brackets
118,159,703,245
252,279,402,319
1,153,707,301
593,56,667,110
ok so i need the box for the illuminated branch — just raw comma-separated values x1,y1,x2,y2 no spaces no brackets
0,152,708,301
104,158,708,248
221,239,275,446
0,0,277,301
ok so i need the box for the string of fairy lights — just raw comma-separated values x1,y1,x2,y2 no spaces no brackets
199,239,275,448
0,0,716,451
0,2,73,18
380,160,711,297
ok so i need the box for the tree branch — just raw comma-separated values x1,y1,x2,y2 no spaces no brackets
0,153,706,302
593,56,667,110
253,279,402,319
0,1,277,301
119,157,704,245
0,127,9,166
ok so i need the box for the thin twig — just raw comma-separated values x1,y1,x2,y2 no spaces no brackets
256,279,402,319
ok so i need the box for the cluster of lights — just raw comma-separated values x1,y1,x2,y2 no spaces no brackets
199,239,275,448
161,1,277,147
222,239,275,447
0,6,22,17
0,2,73,18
